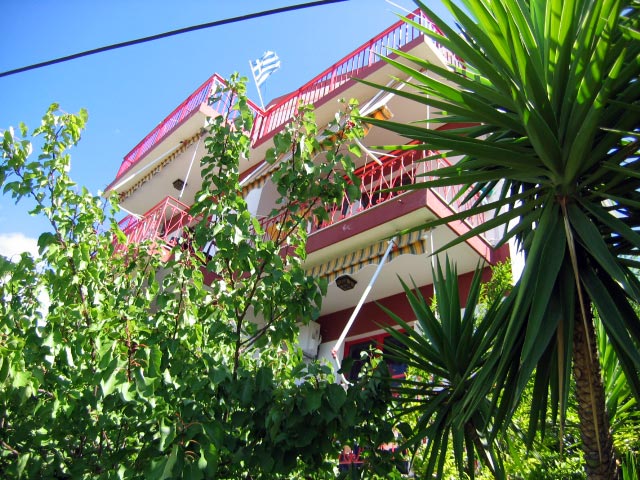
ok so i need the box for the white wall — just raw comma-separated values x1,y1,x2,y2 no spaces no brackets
245,187,262,216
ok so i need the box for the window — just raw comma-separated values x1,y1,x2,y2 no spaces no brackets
382,335,408,380
345,339,377,382
344,332,407,383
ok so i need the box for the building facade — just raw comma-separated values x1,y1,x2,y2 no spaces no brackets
106,9,509,383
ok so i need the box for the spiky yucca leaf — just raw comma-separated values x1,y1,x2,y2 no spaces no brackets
380,259,512,479
366,0,639,477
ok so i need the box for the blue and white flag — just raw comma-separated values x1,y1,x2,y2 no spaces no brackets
250,51,281,87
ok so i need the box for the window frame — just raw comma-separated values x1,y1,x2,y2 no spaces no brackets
343,330,408,383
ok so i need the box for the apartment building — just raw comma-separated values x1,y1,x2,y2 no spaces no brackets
105,8,509,384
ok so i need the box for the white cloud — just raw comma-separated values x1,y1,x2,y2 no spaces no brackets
0,232,39,260
0,233,49,322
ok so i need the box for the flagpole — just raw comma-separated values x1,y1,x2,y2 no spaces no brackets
250,60,266,110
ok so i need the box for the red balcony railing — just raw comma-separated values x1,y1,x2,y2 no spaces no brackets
116,74,263,180
116,196,195,255
249,9,463,145
113,9,463,184
119,148,484,252
313,148,484,231
255,147,484,241
259,208,291,243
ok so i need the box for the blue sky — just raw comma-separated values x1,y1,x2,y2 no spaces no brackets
0,0,450,254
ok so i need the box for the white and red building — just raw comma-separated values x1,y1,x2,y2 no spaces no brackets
106,9,509,383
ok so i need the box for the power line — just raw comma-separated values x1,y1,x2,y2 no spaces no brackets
0,0,349,78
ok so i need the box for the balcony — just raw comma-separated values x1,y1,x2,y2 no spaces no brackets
313,147,484,233
116,196,196,260
114,74,263,181
111,8,463,187
118,144,486,261
249,9,463,147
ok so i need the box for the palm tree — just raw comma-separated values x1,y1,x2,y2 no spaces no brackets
362,0,640,478
381,259,513,479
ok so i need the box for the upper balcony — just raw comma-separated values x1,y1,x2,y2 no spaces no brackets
248,9,463,149
112,74,263,182
107,8,463,203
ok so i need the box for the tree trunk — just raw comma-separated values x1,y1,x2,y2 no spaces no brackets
572,309,618,479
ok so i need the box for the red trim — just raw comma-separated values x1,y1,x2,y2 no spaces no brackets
308,189,428,252
344,333,387,360
338,446,364,467
239,161,263,183
425,188,505,263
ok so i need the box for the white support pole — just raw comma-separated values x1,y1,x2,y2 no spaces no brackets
384,0,413,15
331,236,398,383
354,138,384,165
178,135,202,200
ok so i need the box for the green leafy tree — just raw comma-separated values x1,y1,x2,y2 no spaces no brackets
0,78,397,478
362,0,640,478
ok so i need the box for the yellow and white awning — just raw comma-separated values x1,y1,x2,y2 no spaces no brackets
306,230,428,283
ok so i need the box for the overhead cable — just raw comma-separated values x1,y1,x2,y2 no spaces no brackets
0,0,349,78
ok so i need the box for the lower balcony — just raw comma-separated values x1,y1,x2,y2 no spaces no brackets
257,145,488,261
116,196,196,261
116,147,488,262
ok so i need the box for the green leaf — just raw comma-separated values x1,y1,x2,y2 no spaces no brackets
303,389,322,414
64,346,75,368
148,444,179,480
159,417,176,452
134,368,156,398
348,143,361,157
326,383,347,412
12,371,31,388
201,443,219,476
16,453,30,478
36,232,57,255
0,357,9,383
100,357,120,397
118,382,135,402
148,345,162,378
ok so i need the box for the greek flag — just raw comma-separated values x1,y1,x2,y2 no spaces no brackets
250,51,281,87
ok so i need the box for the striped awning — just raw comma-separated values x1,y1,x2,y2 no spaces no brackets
119,132,201,201
241,168,271,195
305,230,428,283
